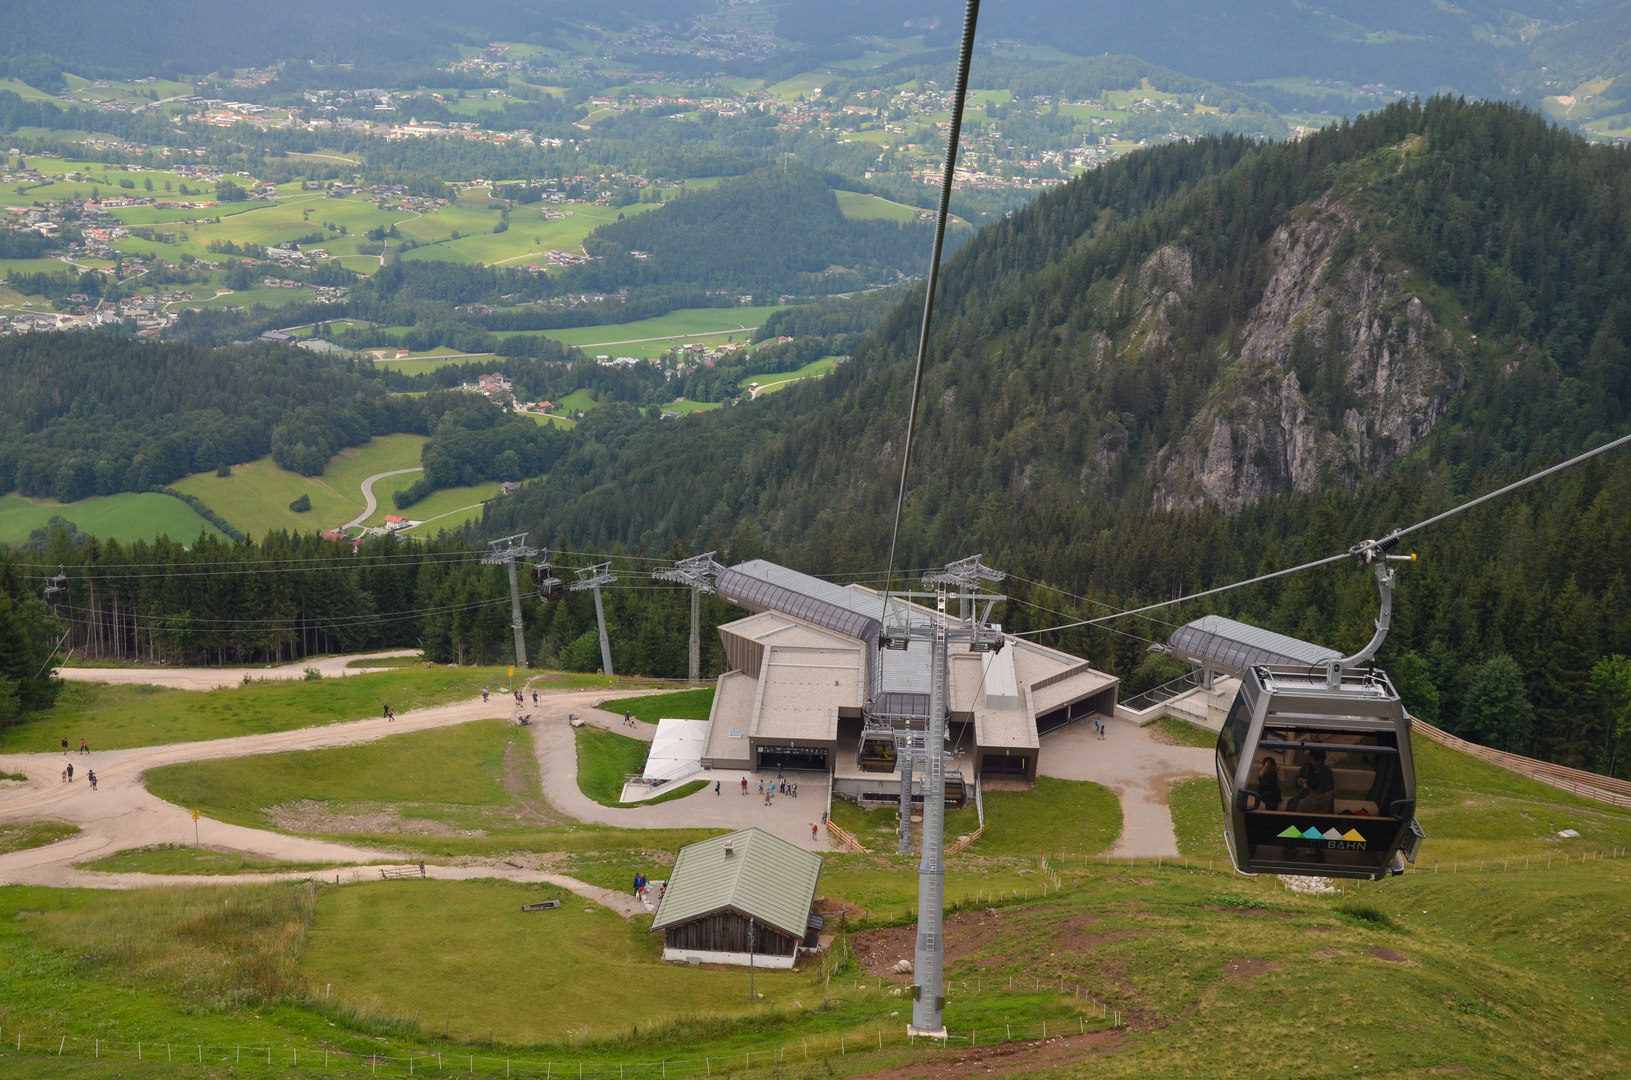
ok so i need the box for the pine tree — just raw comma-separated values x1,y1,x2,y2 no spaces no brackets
1461,654,1536,753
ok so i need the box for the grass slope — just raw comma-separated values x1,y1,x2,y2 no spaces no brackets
599,687,715,724
574,725,652,807
171,434,427,540
0,821,80,855
2,666,528,753
79,845,356,876
145,719,528,833
0,492,222,546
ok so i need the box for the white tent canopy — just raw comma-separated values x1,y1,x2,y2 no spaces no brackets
621,717,711,802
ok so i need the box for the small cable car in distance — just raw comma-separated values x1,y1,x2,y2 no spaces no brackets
1216,536,1427,880
531,561,564,603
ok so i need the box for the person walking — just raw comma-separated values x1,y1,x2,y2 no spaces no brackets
741,776,748,795
87,770,97,791
61,767,67,784
532,690,538,704
66,763,73,782
79,738,88,755
624,710,633,728
714,780,721,796
61,737,69,755
810,822,819,842
482,687,490,703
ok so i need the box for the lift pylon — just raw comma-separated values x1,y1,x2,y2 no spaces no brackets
568,563,618,677
482,534,539,669
654,552,728,688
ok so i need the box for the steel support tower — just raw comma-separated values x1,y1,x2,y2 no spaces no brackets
482,534,539,669
875,556,1004,1038
654,552,728,687
568,563,618,677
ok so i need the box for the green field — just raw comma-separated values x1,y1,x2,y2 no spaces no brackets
0,821,80,855
834,190,923,223
0,492,222,547
574,725,654,807
374,481,502,532
552,387,599,415
79,845,358,876
600,687,715,725
146,719,534,834
662,399,723,414
747,356,839,395
525,305,789,358
171,434,427,540
299,877,813,1041
1,714,1630,1077
1,666,533,753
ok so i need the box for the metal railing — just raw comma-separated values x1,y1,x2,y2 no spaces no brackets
1116,669,1202,714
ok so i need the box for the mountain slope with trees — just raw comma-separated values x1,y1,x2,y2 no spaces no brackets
471,98,1631,774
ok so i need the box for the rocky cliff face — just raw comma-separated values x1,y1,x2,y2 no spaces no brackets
1139,195,1461,512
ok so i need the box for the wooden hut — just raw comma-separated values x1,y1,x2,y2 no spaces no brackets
650,828,823,968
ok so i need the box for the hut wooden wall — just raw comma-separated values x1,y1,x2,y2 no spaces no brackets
664,911,798,956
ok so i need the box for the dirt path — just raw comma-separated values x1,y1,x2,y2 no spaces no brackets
57,650,422,690
1039,716,1213,858
0,688,636,896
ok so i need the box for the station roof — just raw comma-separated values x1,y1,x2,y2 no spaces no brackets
650,828,823,941
1166,615,1340,676
717,560,883,644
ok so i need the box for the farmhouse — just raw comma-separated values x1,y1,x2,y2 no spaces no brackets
700,560,1119,805
650,828,823,968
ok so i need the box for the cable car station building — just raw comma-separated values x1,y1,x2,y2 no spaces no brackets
699,560,1119,804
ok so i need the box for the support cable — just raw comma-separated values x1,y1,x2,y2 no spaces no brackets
881,0,982,618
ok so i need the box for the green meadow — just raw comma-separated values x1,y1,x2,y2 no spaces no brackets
0,666,535,753
0,491,222,546
747,356,839,395
170,434,427,540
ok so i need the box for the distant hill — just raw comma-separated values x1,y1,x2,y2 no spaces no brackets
575,166,946,296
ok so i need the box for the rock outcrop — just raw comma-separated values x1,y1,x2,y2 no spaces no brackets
1147,196,1460,512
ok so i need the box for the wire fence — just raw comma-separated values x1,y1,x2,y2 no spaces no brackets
0,997,1124,1076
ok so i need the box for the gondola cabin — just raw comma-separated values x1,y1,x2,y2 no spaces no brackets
1217,665,1423,880
531,563,564,603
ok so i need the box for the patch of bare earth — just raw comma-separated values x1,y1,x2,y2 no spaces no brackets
1370,946,1411,964
267,800,472,837
1222,957,1282,980
500,737,563,827
848,1032,1123,1080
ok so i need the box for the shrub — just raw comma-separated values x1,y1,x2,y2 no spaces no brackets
288,494,312,512
1336,902,1394,930
216,463,231,477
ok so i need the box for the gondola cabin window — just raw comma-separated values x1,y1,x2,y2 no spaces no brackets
1217,696,1252,784
1247,729,1406,818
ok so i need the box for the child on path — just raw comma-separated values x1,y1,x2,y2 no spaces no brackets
88,770,97,790
482,687,490,703
66,763,74,782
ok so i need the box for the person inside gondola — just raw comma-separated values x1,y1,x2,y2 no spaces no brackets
1257,756,1282,811
1287,749,1335,814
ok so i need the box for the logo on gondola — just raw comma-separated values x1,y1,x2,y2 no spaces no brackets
1278,825,1367,847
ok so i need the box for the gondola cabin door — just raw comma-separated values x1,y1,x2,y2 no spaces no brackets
1217,666,1420,880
